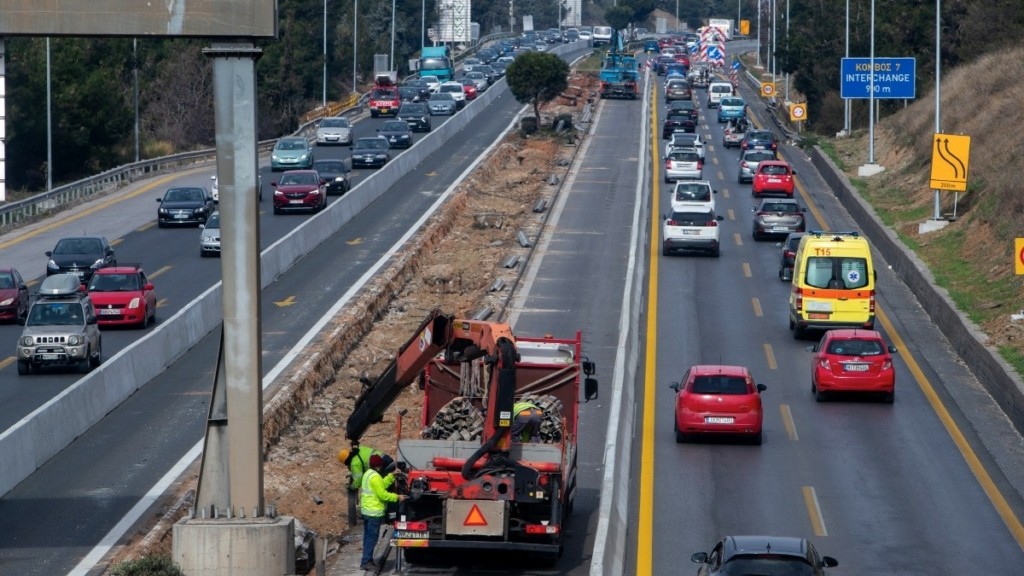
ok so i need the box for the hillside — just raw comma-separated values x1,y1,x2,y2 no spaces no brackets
827,44,1024,369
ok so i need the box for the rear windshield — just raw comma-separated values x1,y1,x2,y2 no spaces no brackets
804,256,869,289
760,164,792,175
669,151,700,161
674,184,711,201
692,376,748,395
711,85,733,93
827,338,884,356
761,202,800,213
670,210,714,224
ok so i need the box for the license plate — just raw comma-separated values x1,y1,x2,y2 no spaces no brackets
380,108,389,113
174,214,188,219
808,312,830,319
705,416,734,424
767,178,782,183
771,226,785,231
100,309,120,315
806,301,833,312
681,230,699,235
844,363,870,372
41,354,59,360
290,200,305,204
754,145,766,149
394,531,430,539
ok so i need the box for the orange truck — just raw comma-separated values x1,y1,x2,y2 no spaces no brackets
369,72,401,117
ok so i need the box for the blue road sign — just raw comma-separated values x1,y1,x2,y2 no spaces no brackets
840,57,916,99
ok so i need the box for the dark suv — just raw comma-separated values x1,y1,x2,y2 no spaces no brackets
45,236,117,282
777,232,806,281
397,102,432,132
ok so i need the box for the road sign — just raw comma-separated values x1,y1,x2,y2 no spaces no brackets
1016,239,1024,275
760,82,776,98
840,57,916,99
929,133,971,192
789,103,807,122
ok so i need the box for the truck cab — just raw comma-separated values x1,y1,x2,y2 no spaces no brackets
370,72,401,117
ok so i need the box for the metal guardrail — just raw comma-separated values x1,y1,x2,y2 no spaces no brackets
0,31,516,236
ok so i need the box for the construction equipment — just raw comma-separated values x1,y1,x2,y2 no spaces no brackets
345,309,598,564
598,29,639,100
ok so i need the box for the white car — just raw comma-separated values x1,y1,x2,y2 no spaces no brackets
670,181,717,212
420,75,441,93
578,30,593,41
462,57,482,73
666,133,706,161
664,147,703,183
439,81,467,108
662,205,723,257
316,116,353,146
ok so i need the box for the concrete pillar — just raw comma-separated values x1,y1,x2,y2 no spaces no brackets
173,516,295,576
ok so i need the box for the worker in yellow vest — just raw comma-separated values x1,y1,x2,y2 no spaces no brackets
359,455,405,571
510,400,543,442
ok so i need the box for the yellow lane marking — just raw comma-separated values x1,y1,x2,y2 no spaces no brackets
742,262,751,277
148,266,172,279
764,343,777,370
752,297,763,317
733,232,743,247
0,169,206,251
727,208,735,221
877,307,1024,548
780,404,799,441
722,188,730,199
802,486,828,536
0,357,14,370
346,238,364,245
274,296,297,307
138,222,157,232
157,299,169,308
638,75,660,576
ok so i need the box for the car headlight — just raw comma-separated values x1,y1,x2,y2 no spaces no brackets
334,177,345,182
272,154,281,161
375,154,387,159
128,297,142,309
0,297,12,306
67,335,81,346
299,154,309,160
47,260,59,271
196,206,208,214
158,208,168,215
21,336,34,346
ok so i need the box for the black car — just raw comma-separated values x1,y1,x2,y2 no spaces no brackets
397,102,432,132
668,99,699,122
741,129,779,152
350,136,391,169
402,79,431,101
156,186,215,227
692,535,838,576
378,120,414,149
312,159,351,195
398,86,422,103
655,55,676,75
45,236,117,282
777,232,805,281
662,113,697,139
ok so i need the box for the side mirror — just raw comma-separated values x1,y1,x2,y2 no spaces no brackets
270,182,278,188
582,358,596,376
155,198,162,203
691,552,709,564
584,377,599,401
888,345,898,353
713,189,719,194
801,207,808,212
716,216,724,221
669,382,680,392
756,383,767,392
805,345,816,352
45,251,53,257
86,315,97,325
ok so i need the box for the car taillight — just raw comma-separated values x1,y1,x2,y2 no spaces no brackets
881,359,892,371
525,523,560,535
697,160,703,170
869,291,876,313
394,520,428,531
794,288,803,311
784,250,796,259
665,159,672,170
740,161,749,169
706,220,718,227
819,358,832,370
771,143,778,150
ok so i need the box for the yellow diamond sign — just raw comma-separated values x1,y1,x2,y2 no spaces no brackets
929,133,971,192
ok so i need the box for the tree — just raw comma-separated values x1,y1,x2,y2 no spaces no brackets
505,52,569,124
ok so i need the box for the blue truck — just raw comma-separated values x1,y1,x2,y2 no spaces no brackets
418,46,455,83
598,30,639,99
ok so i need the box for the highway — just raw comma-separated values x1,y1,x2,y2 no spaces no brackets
0,43,605,574
638,51,1024,574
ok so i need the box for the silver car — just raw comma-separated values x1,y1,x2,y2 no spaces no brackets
199,211,221,257
428,92,457,115
316,117,353,146
737,149,778,184
463,71,489,92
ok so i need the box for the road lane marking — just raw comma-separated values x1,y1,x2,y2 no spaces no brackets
802,486,828,536
780,404,798,440
148,266,172,279
0,357,14,370
742,262,751,277
752,297,763,317
727,208,735,220
733,232,743,246
156,299,169,308
764,343,777,370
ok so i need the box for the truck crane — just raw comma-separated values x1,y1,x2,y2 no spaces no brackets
344,309,597,564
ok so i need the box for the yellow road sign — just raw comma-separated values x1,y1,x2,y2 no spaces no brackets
929,133,971,192
1016,239,1024,275
760,82,776,98
789,103,807,122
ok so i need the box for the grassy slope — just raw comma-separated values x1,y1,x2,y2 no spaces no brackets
825,45,1024,374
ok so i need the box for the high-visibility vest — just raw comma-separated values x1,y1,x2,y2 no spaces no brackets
513,401,539,415
360,468,397,518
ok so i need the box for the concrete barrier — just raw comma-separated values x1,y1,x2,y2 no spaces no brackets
0,43,574,499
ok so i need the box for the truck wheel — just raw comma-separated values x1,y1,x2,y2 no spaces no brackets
18,361,31,375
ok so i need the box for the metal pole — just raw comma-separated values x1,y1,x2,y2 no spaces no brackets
421,0,425,51
784,0,790,101
675,0,679,32
134,38,139,163
738,0,741,33
933,0,942,219
756,1,761,67
390,0,396,71
868,0,875,164
46,38,52,192
844,0,850,133
0,38,6,203
771,0,776,82
352,0,358,94
323,0,327,106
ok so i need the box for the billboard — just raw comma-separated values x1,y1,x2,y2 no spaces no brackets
0,0,278,37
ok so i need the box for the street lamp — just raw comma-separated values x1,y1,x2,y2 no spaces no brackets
46,38,52,192
390,0,396,71
323,0,327,106
352,0,358,94
844,0,850,133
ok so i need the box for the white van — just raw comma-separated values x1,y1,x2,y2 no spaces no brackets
593,26,613,46
707,82,734,108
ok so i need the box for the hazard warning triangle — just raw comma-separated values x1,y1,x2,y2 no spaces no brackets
463,504,488,527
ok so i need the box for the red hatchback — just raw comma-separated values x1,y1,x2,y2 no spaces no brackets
809,329,897,403
670,365,767,444
272,170,327,214
86,265,157,328
752,160,796,198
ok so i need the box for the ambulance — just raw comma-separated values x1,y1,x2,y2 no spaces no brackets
788,231,876,338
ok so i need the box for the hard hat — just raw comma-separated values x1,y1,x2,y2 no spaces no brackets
337,448,351,464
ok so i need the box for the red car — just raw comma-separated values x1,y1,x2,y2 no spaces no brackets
809,329,897,403
670,365,767,444
0,267,30,324
272,170,327,214
86,265,157,328
459,78,478,100
751,160,796,198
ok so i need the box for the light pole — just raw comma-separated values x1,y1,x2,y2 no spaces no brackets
784,0,790,101
421,0,425,51
932,0,942,219
771,0,776,83
352,0,358,94
133,38,139,163
390,0,396,71
868,0,875,164
675,0,679,32
46,38,52,191
844,0,850,133
756,0,761,67
322,0,327,106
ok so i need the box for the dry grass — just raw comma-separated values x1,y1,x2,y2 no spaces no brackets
831,44,1024,367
